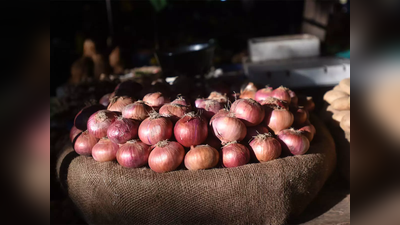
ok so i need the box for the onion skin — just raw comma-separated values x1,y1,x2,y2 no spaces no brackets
174,113,208,147
211,114,247,143
87,110,118,138
70,126,82,143
92,138,119,162
278,129,310,155
195,98,206,108
138,113,173,145
230,99,265,126
244,124,270,142
74,131,98,156
116,140,150,168
143,92,168,109
148,141,185,173
264,107,294,134
107,96,135,112
107,117,139,144
99,93,112,107
271,86,291,104
239,90,256,99
298,124,316,142
184,145,219,170
255,87,273,102
74,104,106,130
122,101,152,121
197,99,222,119
171,96,192,109
209,109,230,125
159,103,190,122
221,142,250,168
259,97,289,110
207,92,228,104
249,133,281,162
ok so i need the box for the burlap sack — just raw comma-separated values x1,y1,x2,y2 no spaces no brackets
57,116,336,225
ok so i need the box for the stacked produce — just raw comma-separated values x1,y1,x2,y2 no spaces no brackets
70,81,317,173
323,78,350,142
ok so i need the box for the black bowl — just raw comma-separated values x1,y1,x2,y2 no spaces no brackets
155,40,216,77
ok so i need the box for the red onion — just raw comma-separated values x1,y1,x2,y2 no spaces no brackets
264,106,294,134
197,99,222,119
107,96,135,112
92,137,119,162
255,86,273,102
74,130,98,156
174,112,208,147
209,108,230,124
148,141,185,173
116,140,150,168
271,86,291,104
74,104,106,130
99,93,112,107
171,95,192,109
241,82,257,93
87,110,118,138
107,117,139,144
249,133,282,162
143,92,168,109
293,107,308,125
278,128,310,155
244,124,270,142
184,145,219,170
288,89,298,107
239,90,256,99
138,112,173,145
230,98,265,126
70,126,82,142
298,124,316,141
221,142,250,168
259,97,289,109
211,113,247,143
208,92,228,104
122,100,152,121
159,103,190,122
195,98,206,108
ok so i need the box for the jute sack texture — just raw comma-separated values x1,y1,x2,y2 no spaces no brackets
60,116,336,225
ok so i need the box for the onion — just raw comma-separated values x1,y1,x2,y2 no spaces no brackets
138,111,173,145
174,112,208,147
70,126,82,142
255,86,273,102
271,86,291,104
277,128,310,155
298,124,316,141
221,142,250,168
241,82,257,93
211,113,247,143
288,89,298,107
87,110,118,138
99,93,112,107
74,104,106,130
195,98,206,108
122,100,152,121
159,103,190,122
143,92,168,109
92,137,119,162
107,96,135,112
239,90,256,99
116,140,150,168
209,108,230,124
264,106,294,134
259,97,289,109
184,145,219,170
208,91,228,103
107,117,139,144
230,98,265,126
74,130,98,155
293,107,308,125
197,99,222,119
249,133,281,162
244,124,270,142
148,140,185,173
171,95,192,109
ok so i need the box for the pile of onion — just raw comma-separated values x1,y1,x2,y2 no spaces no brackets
92,137,119,162
221,142,250,168
74,131,98,156
107,117,139,144
211,112,247,143
278,128,310,155
116,140,151,168
107,96,135,112
174,112,208,147
264,106,294,134
159,103,190,122
138,111,173,145
87,110,118,138
122,100,152,121
249,133,281,162
230,98,265,126
148,141,185,173
184,145,219,170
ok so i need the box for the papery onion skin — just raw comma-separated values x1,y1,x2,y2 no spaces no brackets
230,98,265,126
209,108,230,125
244,124,270,142
138,112,173,145
259,97,289,110
264,107,294,134
278,129,310,155
92,137,119,162
159,103,190,122
208,91,228,104
116,140,150,168
184,145,219,170
255,86,273,102
271,86,291,104
99,93,112,107
74,104,106,130
107,96,135,112
171,96,192,109
174,112,208,147
298,124,316,142
107,117,139,144
70,126,82,143
239,90,256,100
143,92,168,109
249,133,282,162
122,100,152,121
87,110,118,138
211,114,247,143
221,142,250,168
197,99,223,119
148,141,185,173
74,131,98,155
195,98,206,108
